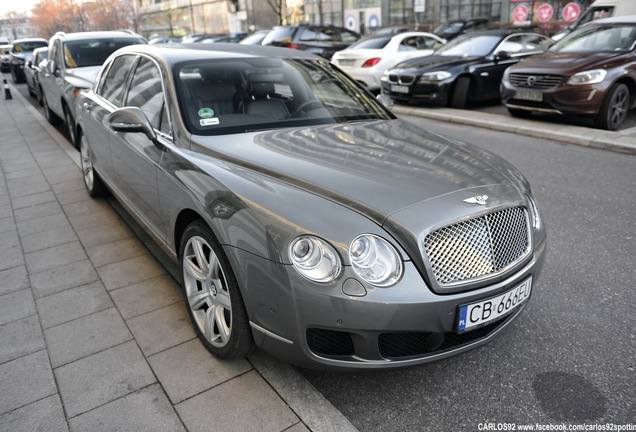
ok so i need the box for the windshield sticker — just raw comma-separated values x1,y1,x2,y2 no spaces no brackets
200,118,220,126
198,108,215,118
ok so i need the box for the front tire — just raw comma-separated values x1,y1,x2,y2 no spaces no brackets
180,220,253,360
64,107,77,148
594,83,630,130
450,76,470,109
43,92,62,126
79,134,107,197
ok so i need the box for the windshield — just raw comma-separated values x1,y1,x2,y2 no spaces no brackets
13,41,48,52
436,34,501,57
175,57,393,136
63,38,145,68
262,27,296,45
348,36,391,49
550,24,636,53
434,22,464,35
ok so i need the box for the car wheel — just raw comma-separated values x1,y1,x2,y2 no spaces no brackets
450,76,470,109
11,66,19,83
42,93,62,126
36,85,44,106
64,107,77,148
594,83,630,131
507,108,533,119
180,220,253,360
79,134,107,197
27,82,35,97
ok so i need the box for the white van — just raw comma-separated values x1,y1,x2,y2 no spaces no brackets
577,0,636,26
553,0,636,40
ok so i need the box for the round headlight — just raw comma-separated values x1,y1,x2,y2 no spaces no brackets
349,234,402,287
289,236,341,283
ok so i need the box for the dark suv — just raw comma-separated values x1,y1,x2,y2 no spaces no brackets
262,24,360,59
9,38,49,83
39,31,146,147
501,16,636,130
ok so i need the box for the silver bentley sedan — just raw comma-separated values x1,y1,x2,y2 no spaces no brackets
77,43,546,370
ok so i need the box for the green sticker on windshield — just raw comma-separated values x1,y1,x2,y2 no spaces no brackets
198,108,215,118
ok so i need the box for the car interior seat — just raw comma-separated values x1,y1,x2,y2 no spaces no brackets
244,74,290,119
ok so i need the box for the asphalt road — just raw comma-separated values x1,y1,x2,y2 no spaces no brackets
9,76,636,431
300,114,636,431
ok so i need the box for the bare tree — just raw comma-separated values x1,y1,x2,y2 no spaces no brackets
265,0,285,25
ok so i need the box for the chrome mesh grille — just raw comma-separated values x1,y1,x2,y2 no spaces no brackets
424,207,530,286
508,73,562,89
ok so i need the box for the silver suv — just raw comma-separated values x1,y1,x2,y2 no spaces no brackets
40,31,146,147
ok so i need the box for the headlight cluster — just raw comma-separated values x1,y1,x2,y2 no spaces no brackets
289,234,403,286
526,194,542,230
419,71,452,82
567,69,606,85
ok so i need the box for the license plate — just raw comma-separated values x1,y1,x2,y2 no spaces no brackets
337,59,355,67
515,90,542,102
391,84,409,94
457,277,532,332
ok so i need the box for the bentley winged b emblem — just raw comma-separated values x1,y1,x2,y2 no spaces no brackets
463,195,489,205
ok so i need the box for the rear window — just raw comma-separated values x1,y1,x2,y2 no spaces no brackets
349,37,392,49
300,28,339,42
552,24,636,52
63,38,145,68
263,27,296,45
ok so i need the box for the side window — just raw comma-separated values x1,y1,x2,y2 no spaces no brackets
126,57,169,135
524,35,552,52
341,30,359,44
99,55,137,107
498,35,524,54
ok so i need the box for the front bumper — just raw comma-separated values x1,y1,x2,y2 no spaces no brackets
501,80,611,116
381,79,453,106
232,232,547,371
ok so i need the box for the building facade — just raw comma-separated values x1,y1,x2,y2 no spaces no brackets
134,0,594,39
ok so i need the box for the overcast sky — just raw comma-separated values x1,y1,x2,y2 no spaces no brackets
1,0,40,18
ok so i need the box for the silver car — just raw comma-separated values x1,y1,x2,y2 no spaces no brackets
77,44,547,370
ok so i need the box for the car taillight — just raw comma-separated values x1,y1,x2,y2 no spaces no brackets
287,44,299,49
362,58,381,68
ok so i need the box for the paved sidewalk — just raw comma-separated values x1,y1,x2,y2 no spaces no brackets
0,84,358,431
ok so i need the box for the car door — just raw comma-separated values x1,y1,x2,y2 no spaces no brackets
41,39,65,119
475,34,550,100
109,55,171,238
80,54,138,187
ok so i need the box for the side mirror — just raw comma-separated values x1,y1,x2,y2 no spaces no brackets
376,93,394,110
108,107,158,144
495,51,512,61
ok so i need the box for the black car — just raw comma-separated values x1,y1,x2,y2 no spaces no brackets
262,24,361,59
9,38,48,83
381,29,553,108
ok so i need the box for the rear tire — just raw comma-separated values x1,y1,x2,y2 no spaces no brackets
79,134,107,198
64,107,77,148
43,93,62,126
450,76,470,109
594,83,629,130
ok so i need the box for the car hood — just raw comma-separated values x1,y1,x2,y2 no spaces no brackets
193,119,525,224
509,51,627,74
65,66,101,88
392,54,480,71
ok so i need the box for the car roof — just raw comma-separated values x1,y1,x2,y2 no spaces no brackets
13,38,48,43
584,15,636,25
455,28,541,38
53,31,145,41
112,43,324,66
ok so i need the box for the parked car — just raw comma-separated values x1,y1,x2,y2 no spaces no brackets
0,44,12,72
332,32,445,92
501,16,636,130
552,0,636,41
199,32,248,43
433,18,491,41
39,30,146,147
24,47,47,105
76,43,546,371
262,24,361,59
9,38,48,83
238,30,271,45
149,37,181,44
381,29,553,108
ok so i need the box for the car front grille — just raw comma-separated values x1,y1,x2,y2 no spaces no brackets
386,73,416,85
424,207,530,287
508,73,562,89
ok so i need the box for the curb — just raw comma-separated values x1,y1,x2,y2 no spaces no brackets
393,105,636,155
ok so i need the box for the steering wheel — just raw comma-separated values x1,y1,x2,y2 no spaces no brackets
291,100,324,117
